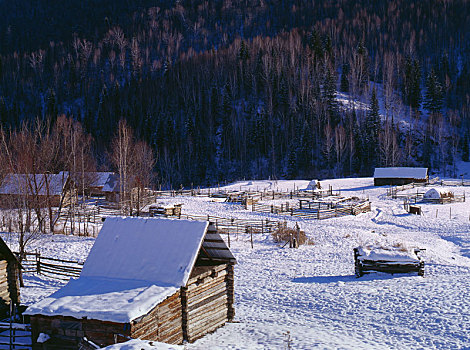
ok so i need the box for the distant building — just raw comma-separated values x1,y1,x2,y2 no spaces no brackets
26,217,236,348
101,173,120,202
373,167,428,186
74,172,116,197
0,172,73,207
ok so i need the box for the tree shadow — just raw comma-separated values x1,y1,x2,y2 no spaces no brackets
340,185,376,192
292,273,419,284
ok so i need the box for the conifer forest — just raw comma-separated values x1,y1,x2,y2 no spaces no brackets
0,0,469,187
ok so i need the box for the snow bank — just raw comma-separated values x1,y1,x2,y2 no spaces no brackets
100,339,182,349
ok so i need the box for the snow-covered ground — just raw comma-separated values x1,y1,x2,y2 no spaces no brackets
3,177,470,349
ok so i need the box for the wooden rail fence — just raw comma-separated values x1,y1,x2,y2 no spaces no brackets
19,252,83,280
250,200,371,219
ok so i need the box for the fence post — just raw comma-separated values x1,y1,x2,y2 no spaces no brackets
36,251,41,275
250,227,253,249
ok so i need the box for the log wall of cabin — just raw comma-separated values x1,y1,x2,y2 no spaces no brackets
29,315,130,347
130,290,183,344
0,257,20,309
181,263,233,342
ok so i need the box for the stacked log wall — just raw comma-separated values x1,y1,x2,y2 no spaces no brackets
0,257,20,309
181,263,233,342
0,261,10,307
130,290,183,344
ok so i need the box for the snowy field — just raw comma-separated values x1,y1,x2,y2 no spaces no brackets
2,176,470,349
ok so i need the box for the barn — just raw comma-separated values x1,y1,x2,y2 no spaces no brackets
25,217,236,348
0,237,21,314
0,172,73,208
373,167,428,186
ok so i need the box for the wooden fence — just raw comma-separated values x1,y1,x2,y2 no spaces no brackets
0,320,32,349
19,251,83,280
250,200,371,219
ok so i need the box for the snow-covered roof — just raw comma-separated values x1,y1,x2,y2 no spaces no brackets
74,172,115,188
24,217,215,322
0,172,69,196
24,277,178,323
102,174,120,192
374,167,428,179
81,217,208,285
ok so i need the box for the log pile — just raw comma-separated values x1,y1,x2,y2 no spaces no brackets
354,247,424,277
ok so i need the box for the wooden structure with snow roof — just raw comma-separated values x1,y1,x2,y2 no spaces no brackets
0,172,73,208
374,167,428,186
25,217,236,348
0,237,21,313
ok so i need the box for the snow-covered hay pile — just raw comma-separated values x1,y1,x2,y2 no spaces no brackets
423,188,454,199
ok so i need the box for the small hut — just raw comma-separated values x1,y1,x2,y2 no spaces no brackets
0,237,21,313
25,217,236,348
373,167,428,186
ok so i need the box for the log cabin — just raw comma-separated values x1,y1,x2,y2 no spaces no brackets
373,167,429,186
0,172,73,208
25,217,236,348
0,237,21,314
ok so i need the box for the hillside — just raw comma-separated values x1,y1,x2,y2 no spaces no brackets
0,1,469,186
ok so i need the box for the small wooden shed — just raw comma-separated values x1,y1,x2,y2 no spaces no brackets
25,217,236,348
0,237,21,312
374,167,428,186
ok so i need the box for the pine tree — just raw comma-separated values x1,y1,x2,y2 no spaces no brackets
239,40,250,61
365,88,381,169
424,69,443,114
45,88,58,123
340,63,350,92
462,133,470,162
323,68,339,125
0,97,7,127
402,57,421,108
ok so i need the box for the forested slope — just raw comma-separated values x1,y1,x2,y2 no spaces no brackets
0,0,469,186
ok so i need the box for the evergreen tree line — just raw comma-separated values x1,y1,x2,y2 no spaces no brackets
0,0,469,186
